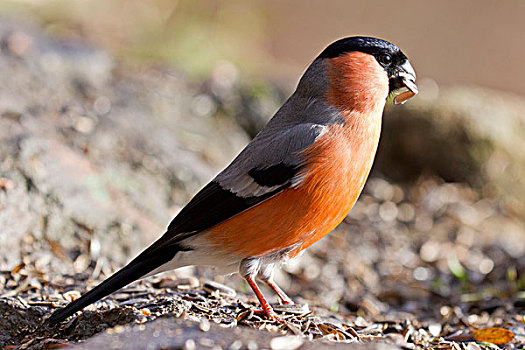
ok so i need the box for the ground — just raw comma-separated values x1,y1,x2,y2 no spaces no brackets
0,18,524,350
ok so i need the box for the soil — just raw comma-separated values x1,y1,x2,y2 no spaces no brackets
0,18,524,350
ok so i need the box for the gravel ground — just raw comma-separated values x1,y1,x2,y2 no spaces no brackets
0,17,524,350
1,177,524,349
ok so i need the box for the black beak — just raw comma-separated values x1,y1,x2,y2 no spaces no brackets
389,60,418,94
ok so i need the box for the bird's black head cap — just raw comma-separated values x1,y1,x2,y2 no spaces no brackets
318,36,407,72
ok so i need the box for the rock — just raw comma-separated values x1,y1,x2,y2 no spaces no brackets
0,18,250,270
376,85,525,204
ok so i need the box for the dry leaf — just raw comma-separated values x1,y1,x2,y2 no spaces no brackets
472,327,514,345
63,290,81,302
140,308,152,316
318,324,346,340
236,309,253,322
11,263,25,275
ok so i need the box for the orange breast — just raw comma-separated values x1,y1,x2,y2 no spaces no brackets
205,114,382,259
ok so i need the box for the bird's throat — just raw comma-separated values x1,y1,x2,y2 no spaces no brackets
326,51,389,114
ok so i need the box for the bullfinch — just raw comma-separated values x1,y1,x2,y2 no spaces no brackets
47,36,417,323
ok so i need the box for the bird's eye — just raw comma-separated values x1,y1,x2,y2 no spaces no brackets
379,54,392,66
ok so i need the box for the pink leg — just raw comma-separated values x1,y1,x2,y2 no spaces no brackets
266,280,294,305
244,275,283,322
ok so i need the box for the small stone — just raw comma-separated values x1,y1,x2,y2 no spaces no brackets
191,94,217,117
199,338,214,347
184,339,196,350
228,340,243,350
6,31,33,57
63,290,81,302
270,336,304,350
74,116,95,134
428,323,442,337
246,340,258,350
93,96,112,115
199,318,211,332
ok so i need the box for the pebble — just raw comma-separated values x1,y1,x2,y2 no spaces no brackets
228,340,243,350
428,323,442,337
246,340,258,350
199,318,211,332
63,290,81,302
270,336,304,350
199,338,214,347
184,339,196,350
5,31,33,57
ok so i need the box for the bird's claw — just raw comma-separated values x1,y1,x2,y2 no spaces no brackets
250,308,285,323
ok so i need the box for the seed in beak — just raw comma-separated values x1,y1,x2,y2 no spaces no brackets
393,90,417,105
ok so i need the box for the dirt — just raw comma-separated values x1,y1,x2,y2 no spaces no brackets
0,17,524,350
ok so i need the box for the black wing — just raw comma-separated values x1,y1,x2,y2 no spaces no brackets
166,174,292,239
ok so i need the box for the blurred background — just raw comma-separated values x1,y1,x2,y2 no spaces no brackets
1,0,524,92
0,0,524,320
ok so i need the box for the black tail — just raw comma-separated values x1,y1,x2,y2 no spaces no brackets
46,244,178,324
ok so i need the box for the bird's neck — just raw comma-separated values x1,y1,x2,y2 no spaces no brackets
325,52,389,115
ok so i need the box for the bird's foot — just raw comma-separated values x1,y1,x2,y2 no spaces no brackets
250,307,284,323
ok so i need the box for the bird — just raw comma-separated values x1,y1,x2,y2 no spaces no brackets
47,36,417,324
